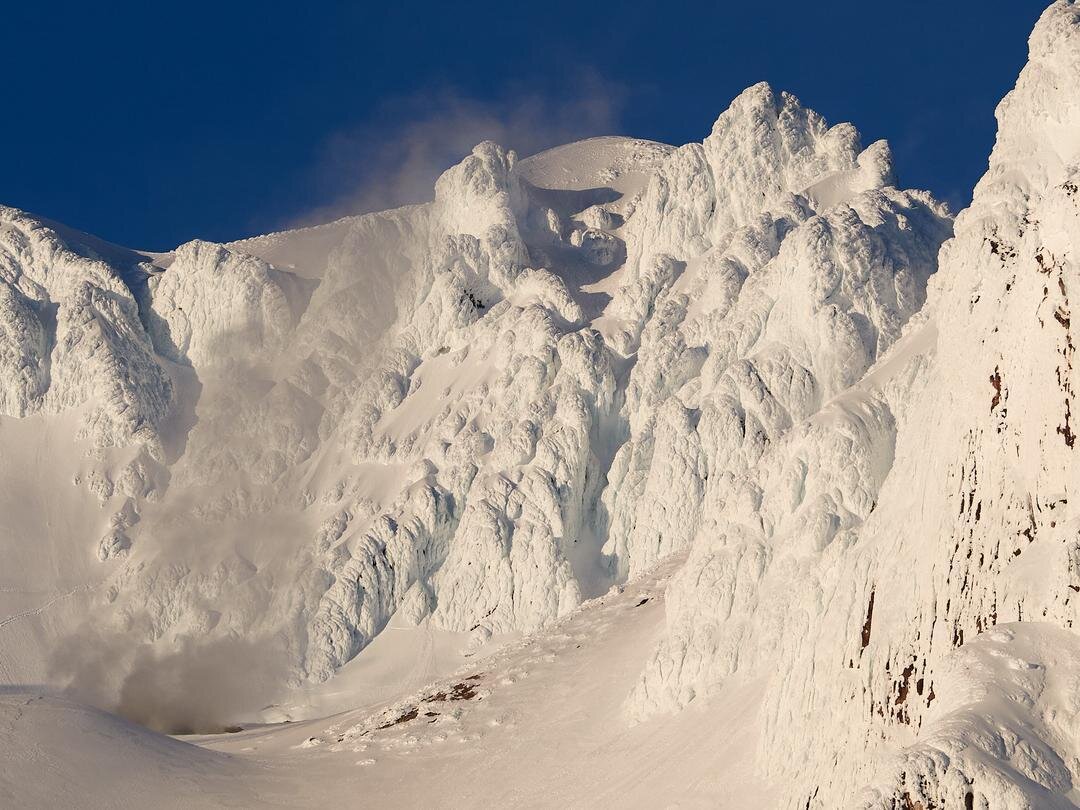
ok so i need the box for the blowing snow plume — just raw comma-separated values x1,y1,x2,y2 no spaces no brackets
51,630,288,734
291,74,626,226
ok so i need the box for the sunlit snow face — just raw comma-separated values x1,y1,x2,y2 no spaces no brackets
5,5,1080,806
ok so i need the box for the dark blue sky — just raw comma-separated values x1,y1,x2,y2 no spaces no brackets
1,1,1049,250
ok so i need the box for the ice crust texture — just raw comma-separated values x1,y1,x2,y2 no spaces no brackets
2,2,1080,806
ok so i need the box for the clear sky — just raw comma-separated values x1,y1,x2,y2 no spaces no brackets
1,1,1049,250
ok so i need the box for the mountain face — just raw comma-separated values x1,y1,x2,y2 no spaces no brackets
1,2,1079,807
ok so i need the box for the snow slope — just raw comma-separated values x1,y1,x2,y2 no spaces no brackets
2,2,1079,807
0,690,250,810
1,557,776,809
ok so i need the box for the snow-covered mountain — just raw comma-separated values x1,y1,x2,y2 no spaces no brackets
1,2,1079,807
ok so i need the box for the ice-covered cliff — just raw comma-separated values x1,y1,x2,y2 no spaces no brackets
3,3,1079,806
629,2,1080,808
0,74,949,701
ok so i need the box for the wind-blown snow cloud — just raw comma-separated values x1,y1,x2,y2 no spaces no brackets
289,73,626,227
51,627,288,734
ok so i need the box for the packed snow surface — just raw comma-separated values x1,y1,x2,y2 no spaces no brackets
2,3,1080,806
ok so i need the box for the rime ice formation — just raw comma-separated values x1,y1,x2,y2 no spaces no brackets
0,208,172,449
631,3,1080,808
3,3,1080,807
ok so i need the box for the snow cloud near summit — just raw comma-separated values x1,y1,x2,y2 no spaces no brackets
290,72,626,226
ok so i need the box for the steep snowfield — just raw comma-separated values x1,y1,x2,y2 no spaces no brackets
2,2,1079,806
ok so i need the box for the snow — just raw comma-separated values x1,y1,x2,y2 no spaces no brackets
1,555,777,809
630,3,1080,807
1,2,1079,806
0,690,248,810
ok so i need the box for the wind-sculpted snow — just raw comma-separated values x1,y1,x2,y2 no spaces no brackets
626,3,1080,808
147,240,297,368
0,207,172,452
623,82,895,279
603,188,950,583
31,12,1080,802
0,70,949,707
0,280,48,416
